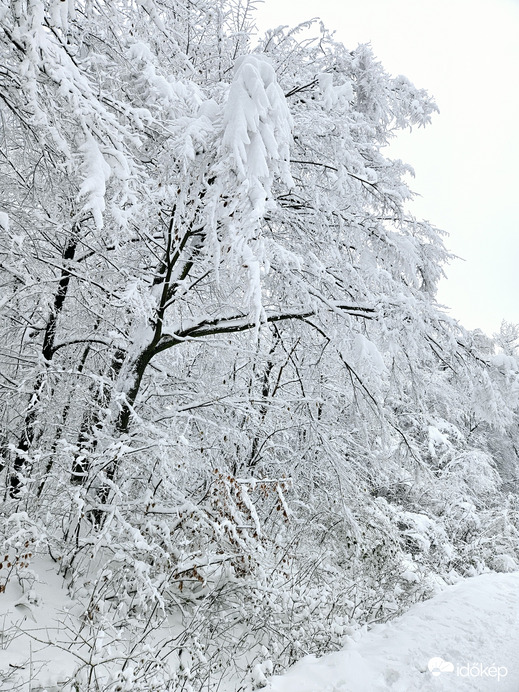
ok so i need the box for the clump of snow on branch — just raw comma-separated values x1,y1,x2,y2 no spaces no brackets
0,211,9,232
78,134,112,229
48,0,75,32
318,72,354,110
353,333,386,378
128,40,203,121
222,54,294,217
427,424,452,458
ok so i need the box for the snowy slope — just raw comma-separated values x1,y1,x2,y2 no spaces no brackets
269,572,519,691
0,556,78,690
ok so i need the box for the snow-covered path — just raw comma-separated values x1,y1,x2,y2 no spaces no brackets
269,572,519,691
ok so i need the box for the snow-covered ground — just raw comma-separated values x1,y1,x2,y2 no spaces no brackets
2,563,519,690
269,572,519,691
0,557,78,690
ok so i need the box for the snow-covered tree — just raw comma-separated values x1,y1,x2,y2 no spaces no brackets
1,1,519,689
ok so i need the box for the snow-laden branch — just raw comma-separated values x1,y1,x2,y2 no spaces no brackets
50,338,113,355
154,303,375,354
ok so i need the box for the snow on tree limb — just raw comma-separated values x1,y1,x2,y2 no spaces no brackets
78,134,112,229
222,53,294,212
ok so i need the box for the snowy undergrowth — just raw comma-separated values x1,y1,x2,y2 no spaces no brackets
2,466,519,691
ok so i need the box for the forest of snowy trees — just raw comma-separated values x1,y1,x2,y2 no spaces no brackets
1,1,519,689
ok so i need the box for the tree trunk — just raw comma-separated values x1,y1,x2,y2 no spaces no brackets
9,230,79,498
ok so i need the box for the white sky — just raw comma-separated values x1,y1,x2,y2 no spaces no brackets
254,0,519,336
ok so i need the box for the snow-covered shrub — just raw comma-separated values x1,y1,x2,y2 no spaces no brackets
0,513,46,595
